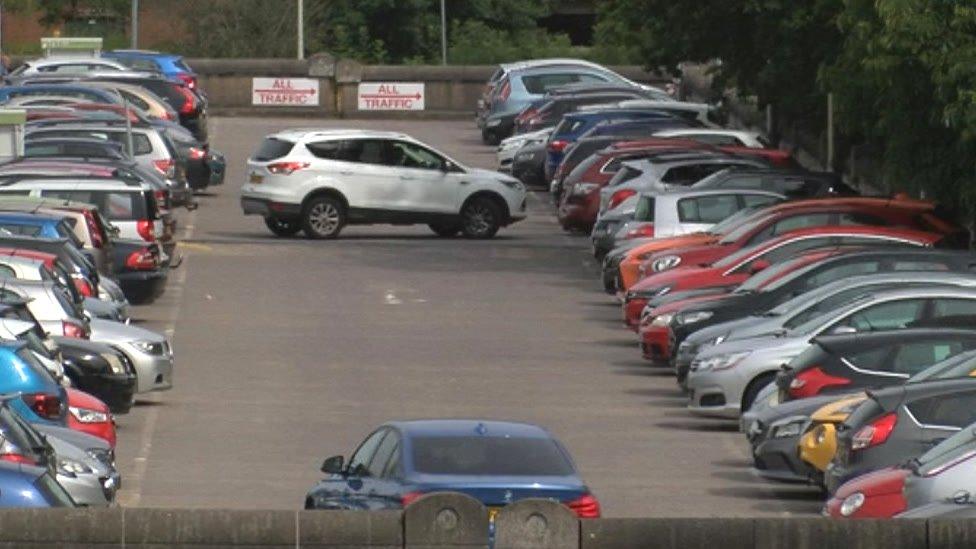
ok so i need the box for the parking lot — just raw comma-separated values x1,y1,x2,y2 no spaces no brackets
113,116,822,516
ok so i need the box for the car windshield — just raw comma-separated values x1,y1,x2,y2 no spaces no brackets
785,294,876,333
712,240,768,269
734,256,810,293
914,419,976,476
706,207,760,236
411,435,575,476
718,214,774,244
910,350,976,382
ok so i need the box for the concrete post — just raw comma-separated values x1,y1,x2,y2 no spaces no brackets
403,492,489,548
494,498,579,549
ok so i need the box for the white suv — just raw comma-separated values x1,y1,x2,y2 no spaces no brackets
240,129,528,239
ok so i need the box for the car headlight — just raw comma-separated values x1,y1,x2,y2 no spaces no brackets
69,406,109,424
486,118,502,127
653,255,681,272
132,341,165,356
839,492,865,517
650,313,674,327
58,458,93,477
695,351,751,372
676,311,714,325
771,419,806,439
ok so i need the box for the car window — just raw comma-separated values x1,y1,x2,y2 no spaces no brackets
845,347,891,372
685,134,742,146
0,264,15,278
742,194,780,208
749,236,832,266
522,73,603,94
411,436,575,476
608,165,643,187
367,431,398,478
342,139,391,166
771,213,831,236
118,89,150,112
891,341,967,375
677,195,739,223
305,141,344,160
772,178,821,197
39,191,146,221
124,59,159,72
661,165,710,185
838,212,887,226
633,196,655,222
798,261,881,292
717,175,765,189
389,141,444,170
0,223,42,237
932,298,976,318
907,392,976,428
34,130,152,156
891,260,950,271
347,430,387,477
252,138,294,161
840,299,926,332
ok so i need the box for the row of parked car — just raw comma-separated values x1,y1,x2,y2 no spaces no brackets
0,50,222,508
480,58,976,519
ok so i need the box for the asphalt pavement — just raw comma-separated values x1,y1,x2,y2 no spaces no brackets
113,117,823,517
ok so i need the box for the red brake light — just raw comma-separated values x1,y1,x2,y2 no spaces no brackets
83,211,104,249
72,277,94,298
624,223,655,240
548,140,569,153
401,491,424,507
177,73,197,90
177,85,196,115
22,393,63,420
153,159,175,178
565,494,601,518
852,413,898,451
515,107,537,124
188,147,206,160
0,453,35,465
609,189,637,209
136,219,156,242
62,320,89,340
267,162,310,175
788,366,852,399
497,80,511,102
125,247,158,271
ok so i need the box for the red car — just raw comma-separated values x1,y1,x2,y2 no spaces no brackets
622,225,944,329
65,388,116,448
825,467,910,518
634,196,964,282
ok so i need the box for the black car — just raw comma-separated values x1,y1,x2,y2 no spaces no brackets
511,140,547,187
54,337,136,414
24,137,127,161
515,91,646,134
691,167,859,198
111,238,166,304
777,328,976,402
828,377,976,494
665,249,976,365
89,76,208,142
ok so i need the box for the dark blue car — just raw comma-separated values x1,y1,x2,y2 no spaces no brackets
305,420,599,517
544,109,690,180
0,462,74,507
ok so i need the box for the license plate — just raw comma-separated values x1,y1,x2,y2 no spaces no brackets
249,172,264,184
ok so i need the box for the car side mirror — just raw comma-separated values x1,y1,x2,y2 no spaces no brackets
830,325,858,335
749,259,771,274
441,161,456,172
320,455,345,475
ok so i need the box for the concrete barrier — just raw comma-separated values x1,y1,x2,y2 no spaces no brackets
581,517,755,549
402,492,488,548
494,498,578,549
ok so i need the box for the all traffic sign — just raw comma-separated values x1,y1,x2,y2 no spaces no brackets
358,83,425,111
252,78,320,106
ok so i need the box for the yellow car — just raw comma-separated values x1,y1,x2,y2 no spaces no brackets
798,394,867,481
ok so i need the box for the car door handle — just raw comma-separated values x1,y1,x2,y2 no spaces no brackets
339,170,354,175
399,175,415,180
459,180,470,185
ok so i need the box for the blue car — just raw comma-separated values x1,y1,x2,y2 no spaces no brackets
102,50,198,92
0,342,68,426
0,462,74,507
0,212,81,244
304,420,600,517
545,109,689,180
0,85,120,105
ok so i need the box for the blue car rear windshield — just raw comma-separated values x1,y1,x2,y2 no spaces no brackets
411,436,574,476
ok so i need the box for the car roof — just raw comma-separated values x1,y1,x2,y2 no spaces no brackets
386,419,553,439
656,128,760,138
653,188,784,200
269,128,412,142
0,211,63,224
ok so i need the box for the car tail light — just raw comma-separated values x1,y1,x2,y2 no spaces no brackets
136,219,156,242
548,139,569,153
177,85,196,115
22,393,63,420
83,211,104,249
62,320,89,340
188,147,206,160
72,277,94,298
153,159,175,178
267,162,310,175
0,437,33,465
177,73,197,90
788,367,852,399
565,494,601,518
515,107,537,124
126,247,159,271
852,413,897,451
401,491,424,507
624,223,655,240
609,189,637,209
497,80,511,102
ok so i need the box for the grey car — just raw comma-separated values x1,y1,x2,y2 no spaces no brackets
901,418,976,513
89,318,173,394
33,423,118,507
687,286,976,419
827,377,976,494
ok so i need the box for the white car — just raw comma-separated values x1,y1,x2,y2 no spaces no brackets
241,129,528,239
653,129,771,149
8,57,129,78
496,128,552,172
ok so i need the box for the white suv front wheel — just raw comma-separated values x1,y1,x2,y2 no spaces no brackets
460,197,502,239
302,196,345,239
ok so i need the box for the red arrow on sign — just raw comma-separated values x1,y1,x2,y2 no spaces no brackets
254,88,317,94
360,93,422,100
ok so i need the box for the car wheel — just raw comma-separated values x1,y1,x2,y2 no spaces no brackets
428,222,460,237
264,216,302,237
482,129,500,146
302,197,345,239
741,373,776,412
460,198,502,239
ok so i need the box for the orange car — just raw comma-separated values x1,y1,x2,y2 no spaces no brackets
614,195,965,293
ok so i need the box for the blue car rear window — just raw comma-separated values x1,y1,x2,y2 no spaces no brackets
411,436,574,476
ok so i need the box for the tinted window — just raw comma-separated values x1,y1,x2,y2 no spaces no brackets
685,134,743,146
742,194,780,208
38,191,147,221
343,139,391,165
252,138,294,161
390,141,444,170
347,430,386,476
661,165,712,185
411,436,574,476
845,347,891,371
838,212,887,226
32,130,152,156
305,141,344,160
892,261,950,271
522,73,603,94
0,264,15,278
891,341,967,375
677,195,739,223
118,89,151,112
633,196,655,222
932,299,976,317
908,392,976,428
368,432,398,478
842,299,926,331
798,261,880,291
0,223,42,237
752,236,832,265
719,175,765,189
608,166,643,187
771,213,831,236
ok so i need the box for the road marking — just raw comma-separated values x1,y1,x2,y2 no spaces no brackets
117,207,197,507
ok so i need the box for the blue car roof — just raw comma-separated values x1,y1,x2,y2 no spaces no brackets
106,50,181,60
0,212,63,225
388,419,553,439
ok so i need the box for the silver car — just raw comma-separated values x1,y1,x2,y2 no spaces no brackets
89,318,172,394
903,416,976,512
687,286,976,419
33,422,119,507
497,128,552,172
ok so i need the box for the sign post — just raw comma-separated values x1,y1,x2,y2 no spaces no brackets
251,78,320,107
357,83,425,111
